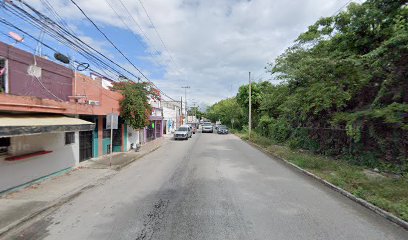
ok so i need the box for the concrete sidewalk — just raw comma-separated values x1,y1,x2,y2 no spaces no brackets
0,136,167,237
81,136,165,170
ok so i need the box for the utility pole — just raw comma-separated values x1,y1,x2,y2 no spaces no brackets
181,86,190,124
193,102,197,122
248,72,251,139
180,96,183,126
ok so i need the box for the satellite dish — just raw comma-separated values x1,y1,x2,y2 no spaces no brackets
9,32,24,43
54,53,70,64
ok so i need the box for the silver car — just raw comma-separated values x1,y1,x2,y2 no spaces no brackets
174,126,192,140
202,123,213,133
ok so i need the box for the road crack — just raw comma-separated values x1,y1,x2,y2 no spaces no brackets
135,199,170,240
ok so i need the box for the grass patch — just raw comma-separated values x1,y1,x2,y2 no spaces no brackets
237,131,408,222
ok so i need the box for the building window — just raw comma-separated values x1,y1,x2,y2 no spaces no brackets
0,137,10,155
0,58,6,92
65,132,75,145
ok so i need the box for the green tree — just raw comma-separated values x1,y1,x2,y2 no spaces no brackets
112,81,160,130
206,98,244,129
267,0,408,170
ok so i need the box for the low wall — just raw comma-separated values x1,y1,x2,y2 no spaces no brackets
0,132,79,192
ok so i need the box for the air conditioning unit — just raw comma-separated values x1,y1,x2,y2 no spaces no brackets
88,100,100,106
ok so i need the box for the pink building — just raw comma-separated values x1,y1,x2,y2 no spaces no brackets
0,41,131,192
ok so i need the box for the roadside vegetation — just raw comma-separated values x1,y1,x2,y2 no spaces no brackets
207,0,407,220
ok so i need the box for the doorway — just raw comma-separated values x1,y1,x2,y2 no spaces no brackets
79,131,93,162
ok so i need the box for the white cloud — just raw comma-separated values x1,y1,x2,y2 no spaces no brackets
27,0,356,104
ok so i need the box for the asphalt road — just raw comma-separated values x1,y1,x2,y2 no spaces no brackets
7,132,408,240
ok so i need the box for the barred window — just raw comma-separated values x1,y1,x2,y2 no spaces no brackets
65,132,75,145
0,137,10,154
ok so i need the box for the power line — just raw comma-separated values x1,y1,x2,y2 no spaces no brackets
104,0,162,68
1,9,123,81
69,0,150,81
3,0,159,84
2,2,123,78
116,0,163,58
136,0,186,81
2,0,177,101
68,0,176,101
115,0,184,83
0,21,112,81
0,31,35,51
137,0,176,65
332,0,354,16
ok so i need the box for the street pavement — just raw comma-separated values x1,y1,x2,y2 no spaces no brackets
4,132,408,240
0,137,164,237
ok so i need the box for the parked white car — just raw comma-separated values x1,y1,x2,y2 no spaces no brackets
174,125,192,140
202,122,213,133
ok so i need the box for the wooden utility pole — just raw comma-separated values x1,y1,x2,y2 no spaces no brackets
248,72,251,139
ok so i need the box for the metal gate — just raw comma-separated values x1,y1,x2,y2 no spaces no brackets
146,122,155,142
155,121,162,138
79,131,93,162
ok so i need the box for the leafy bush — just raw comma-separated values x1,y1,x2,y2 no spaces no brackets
268,118,292,143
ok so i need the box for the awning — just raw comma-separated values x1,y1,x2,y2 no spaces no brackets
0,114,95,137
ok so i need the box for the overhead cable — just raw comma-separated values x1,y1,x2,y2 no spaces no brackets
69,0,176,101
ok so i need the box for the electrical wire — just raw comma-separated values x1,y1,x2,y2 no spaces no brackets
34,1,121,79
133,0,186,81
114,0,164,60
33,75,64,101
104,0,162,68
68,0,149,81
113,0,186,83
68,0,176,101
332,0,354,16
2,3,131,80
1,17,117,83
137,0,178,66
0,17,119,87
2,0,177,101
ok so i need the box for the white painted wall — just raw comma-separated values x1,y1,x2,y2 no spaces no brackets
0,132,79,192
126,126,140,151
101,78,113,90
163,105,177,134
149,99,161,109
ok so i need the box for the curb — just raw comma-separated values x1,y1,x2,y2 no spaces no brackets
113,143,163,170
0,141,165,238
244,140,408,231
0,183,97,238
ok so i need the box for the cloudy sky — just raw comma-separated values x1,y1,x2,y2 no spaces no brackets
1,0,357,108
